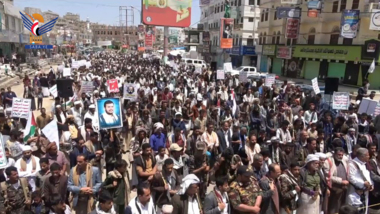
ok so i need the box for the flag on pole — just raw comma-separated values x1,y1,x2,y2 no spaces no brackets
368,59,376,74
23,112,36,142
231,89,237,116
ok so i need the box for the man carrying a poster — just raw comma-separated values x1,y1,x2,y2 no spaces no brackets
99,100,120,127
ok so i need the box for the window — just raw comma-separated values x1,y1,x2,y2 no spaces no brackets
343,38,353,45
247,38,254,46
308,28,316,45
330,26,340,44
332,1,339,12
274,10,277,20
231,1,233,6
221,3,224,12
241,17,243,23
272,32,276,44
263,32,267,44
265,9,269,21
276,31,281,44
249,17,254,22
340,0,347,11
259,33,262,45
235,0,237,6
11,16,16,30
308,35,315,44
238,0,242,6
261,10,265,22
352,0,359,9
249,0,255,5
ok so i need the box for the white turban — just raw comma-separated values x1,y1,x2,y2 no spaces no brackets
316,152,327,160
305,154,319,166
22,145,32,152
154,122,164,132
177,174,200,195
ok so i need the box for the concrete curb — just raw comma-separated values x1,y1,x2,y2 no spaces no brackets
2,65,52,89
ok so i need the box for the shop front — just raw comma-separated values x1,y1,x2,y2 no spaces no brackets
242,46,257,67
292,45,361,84
261,45,276,73
228,46,243,67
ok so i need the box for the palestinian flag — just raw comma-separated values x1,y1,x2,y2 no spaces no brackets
23,112,36,142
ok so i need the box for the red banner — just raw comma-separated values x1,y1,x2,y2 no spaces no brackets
107,79,119,93
285,18,300,39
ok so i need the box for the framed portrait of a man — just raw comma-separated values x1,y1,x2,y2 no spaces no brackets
97,98,123,129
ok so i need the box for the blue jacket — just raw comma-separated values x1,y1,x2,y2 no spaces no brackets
67,166,102,207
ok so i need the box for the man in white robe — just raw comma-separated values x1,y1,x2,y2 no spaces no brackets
15,145,41,191
347,148,374,214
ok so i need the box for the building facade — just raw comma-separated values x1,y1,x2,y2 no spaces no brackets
199,0,260,68
91,24,138,46
257,0,380,88
0,0,29,59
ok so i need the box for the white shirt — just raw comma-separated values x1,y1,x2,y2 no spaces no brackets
188,196,201,214
215,190,229,214
71,107,83,126
224,130,230,148
15,156,41,191
100,113,119,125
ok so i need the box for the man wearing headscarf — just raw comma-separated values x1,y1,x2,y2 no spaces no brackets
171,174,202,214
15,145,41,191
150,123,166,154
298,154,328,214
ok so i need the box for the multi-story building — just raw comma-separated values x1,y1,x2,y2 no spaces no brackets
0,0,29,59
91,24,138,46
24,7,42,16
199,0,260,68
43,10,59,22
256,0,380,88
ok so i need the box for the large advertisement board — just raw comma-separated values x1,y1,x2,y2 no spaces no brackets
142,0,192,27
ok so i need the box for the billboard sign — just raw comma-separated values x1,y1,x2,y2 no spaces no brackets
142,0,192,27
220,18,234,49
340,10,360,39
285,18,300,39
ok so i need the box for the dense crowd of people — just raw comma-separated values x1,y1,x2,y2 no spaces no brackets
0,51,378,214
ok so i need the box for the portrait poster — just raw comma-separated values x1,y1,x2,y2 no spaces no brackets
123,83,139,101
220,18,234,49
142,0,192,27
97,98,123,129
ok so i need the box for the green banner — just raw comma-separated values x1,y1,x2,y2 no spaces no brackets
292,45,361,61
169,36,178,44
262,45,276,56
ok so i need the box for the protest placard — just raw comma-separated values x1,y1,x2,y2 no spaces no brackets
49,85,57,98
81,81,94,94
123,83,139,101
239,72,248,83
195,67,202,74
107,79,119,93
358,98,378,115
332,92,350,110
265,74,276,87
85,61,91,69
63,68,71,77
374,102,380,116
42,120,60,149
58,65,64,71
11,98,31,119
79,60,87,67
311,77,320,94
0,133,8,169
217,70,225,80
223,62,232,72
71,61,79,69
